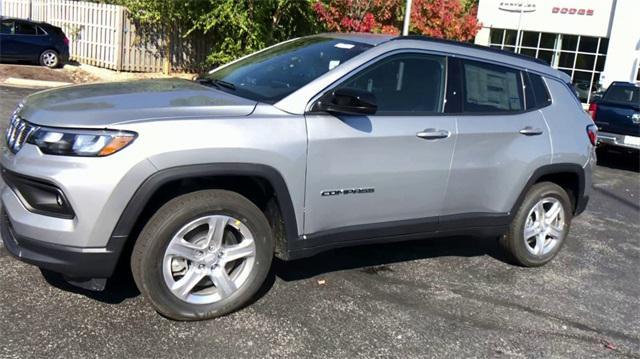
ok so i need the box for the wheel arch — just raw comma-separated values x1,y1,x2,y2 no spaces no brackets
510,163,586,218
108,163,299,265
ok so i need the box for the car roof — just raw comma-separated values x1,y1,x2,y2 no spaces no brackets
609,81,639,88
1,17,50,26
318,32,394,46
319,32,569,82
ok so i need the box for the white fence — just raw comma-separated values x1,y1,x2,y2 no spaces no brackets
1,0,208,72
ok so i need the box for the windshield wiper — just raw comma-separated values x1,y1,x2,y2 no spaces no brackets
197,77,236,91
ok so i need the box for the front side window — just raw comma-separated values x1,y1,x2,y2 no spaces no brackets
335,53,446,114
462,60,523,113
0,20,14,34
205,37,371,104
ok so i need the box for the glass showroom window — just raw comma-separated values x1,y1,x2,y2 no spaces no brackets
489,29,608,104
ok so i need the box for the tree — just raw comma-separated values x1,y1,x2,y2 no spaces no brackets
110,0,205,74
312,0,481,41
189,0,319,65
409,0,481,41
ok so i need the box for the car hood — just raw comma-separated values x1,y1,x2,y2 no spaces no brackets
18,79,258,128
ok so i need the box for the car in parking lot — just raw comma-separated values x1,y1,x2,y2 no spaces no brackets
589,81,640,152
0,17,69,68
1,33,596,320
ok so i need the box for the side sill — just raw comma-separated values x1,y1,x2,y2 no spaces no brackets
282,214,509,261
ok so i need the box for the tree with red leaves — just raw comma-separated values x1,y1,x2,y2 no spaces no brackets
313,0,481,42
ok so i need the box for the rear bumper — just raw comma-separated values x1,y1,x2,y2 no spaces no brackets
1,208,123,279
598,131,640,150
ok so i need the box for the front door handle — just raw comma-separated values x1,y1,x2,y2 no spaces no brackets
416,128,450,140
519,126,543,136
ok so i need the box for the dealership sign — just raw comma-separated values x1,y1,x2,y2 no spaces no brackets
551,7,594,16
477,0,614,38
498,2,536,12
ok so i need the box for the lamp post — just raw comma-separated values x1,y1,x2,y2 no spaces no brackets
402,0,413,36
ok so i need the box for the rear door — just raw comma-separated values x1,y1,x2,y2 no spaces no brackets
304,52,456,236
441,58,552,222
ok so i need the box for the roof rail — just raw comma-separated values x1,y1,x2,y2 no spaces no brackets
391,35,549,66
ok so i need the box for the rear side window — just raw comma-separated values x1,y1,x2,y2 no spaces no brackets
36,26,47,35
15,22,37,35
604,85,639,105
338,53,446,114
462,60,523,113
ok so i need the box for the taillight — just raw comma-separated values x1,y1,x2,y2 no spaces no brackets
63,37,69,46
588,102,597,121
586,124,598,146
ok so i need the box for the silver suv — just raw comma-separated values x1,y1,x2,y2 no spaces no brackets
1,34,596,320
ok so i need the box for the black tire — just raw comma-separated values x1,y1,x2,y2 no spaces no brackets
131,190,274,321
499,182,572,267
39,49,60,68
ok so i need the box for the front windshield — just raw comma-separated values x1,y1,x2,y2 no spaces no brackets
204,37,372,104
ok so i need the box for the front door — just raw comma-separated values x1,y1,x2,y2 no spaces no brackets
304,52,456,236
0,19,17,59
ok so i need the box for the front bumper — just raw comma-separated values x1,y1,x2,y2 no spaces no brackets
1,208,124,279
598,131,640,150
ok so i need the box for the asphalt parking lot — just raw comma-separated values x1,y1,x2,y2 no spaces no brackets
0,84,638,359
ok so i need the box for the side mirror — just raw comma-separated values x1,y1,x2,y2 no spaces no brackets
311,88,377,115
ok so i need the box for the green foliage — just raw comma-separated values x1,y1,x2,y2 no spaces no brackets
190,0,320,65
102,0,481,68
108,0,319,67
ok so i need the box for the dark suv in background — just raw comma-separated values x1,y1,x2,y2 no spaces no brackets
0,17,69,68
589,82,640,153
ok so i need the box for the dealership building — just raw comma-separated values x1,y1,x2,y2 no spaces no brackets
474,0,640,104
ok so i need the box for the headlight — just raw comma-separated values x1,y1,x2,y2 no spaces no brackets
27,128,137,157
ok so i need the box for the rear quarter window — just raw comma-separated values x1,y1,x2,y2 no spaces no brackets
528,73,552,108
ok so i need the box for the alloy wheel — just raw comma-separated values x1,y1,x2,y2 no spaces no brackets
162,215,256,304
523,197,566,256
42,51,58,67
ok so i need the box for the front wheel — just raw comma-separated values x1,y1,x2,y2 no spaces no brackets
131,190,274,320
500,182,573,267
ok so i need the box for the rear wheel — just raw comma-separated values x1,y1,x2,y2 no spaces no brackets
39,49,59,68
500,182,572,267
131,190,273,320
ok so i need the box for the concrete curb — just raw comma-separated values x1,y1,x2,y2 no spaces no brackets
3,77,72,88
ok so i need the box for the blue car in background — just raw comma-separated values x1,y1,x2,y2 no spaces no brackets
0,17,69,68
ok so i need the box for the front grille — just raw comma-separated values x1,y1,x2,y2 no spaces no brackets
6,114,37,154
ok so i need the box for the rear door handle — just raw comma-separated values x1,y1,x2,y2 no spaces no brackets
416,128,450,140
519,126,543,136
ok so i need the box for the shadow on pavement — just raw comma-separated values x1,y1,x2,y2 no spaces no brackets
274,235,508,282
37,234,507,305
596,147,640,173
40,264,140,304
